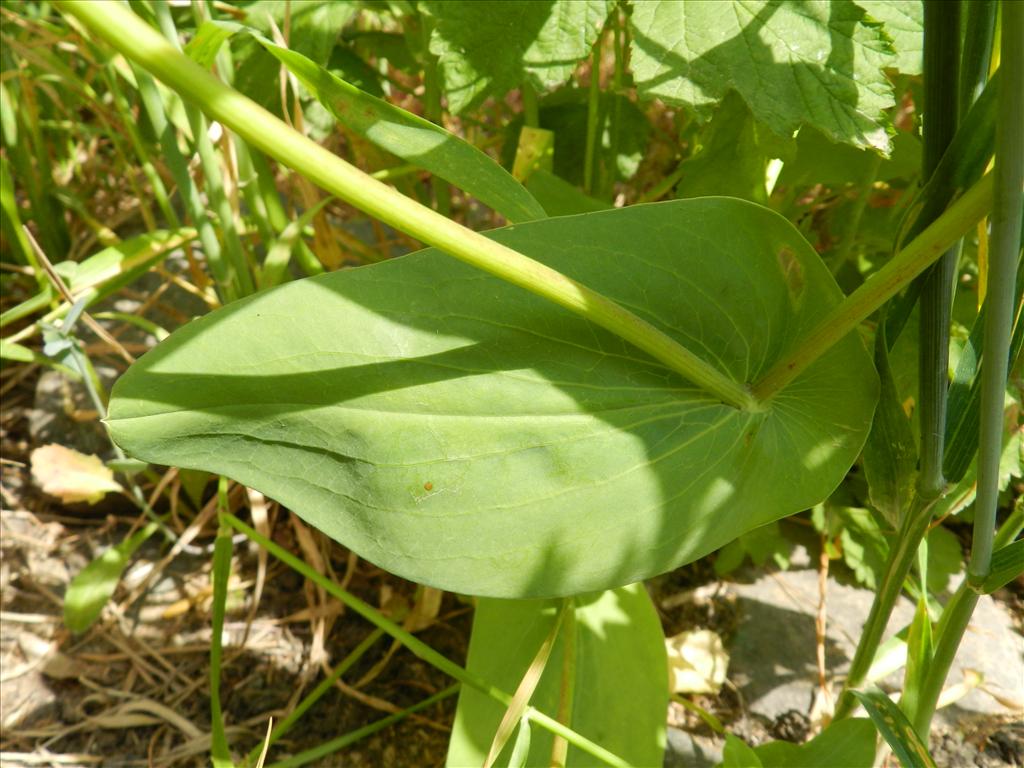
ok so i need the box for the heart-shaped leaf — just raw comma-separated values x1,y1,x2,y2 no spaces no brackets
107,199,877,597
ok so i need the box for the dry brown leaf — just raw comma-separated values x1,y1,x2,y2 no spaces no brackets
666,629,729,695
30,444,122,504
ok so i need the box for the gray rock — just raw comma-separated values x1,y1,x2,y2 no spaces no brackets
727,569,1024,727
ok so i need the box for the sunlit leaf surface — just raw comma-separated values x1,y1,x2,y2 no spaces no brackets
108,199,877,597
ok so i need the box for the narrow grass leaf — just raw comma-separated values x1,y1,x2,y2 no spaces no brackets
259,198,332,289
982,538,1024,594
507,716,532,768
852,687,938,768
210,479,233,767
64,523,158,633
256,38,546,223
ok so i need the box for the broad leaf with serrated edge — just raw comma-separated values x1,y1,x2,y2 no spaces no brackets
107,199,877,598
630,0,898,152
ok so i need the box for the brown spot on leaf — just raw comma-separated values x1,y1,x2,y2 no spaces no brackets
777,247,804,305
423,481,433,491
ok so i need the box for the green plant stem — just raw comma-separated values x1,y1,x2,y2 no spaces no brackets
916,0,961,499
833,492,938,720
583,34,601,195
221,513,629,768
752,171,994,400
209,477,233,766
912,4,1024,730
152,1,253,301
58,0,754,411
522,81,540,128
967,0,1023,588
960,0,998,116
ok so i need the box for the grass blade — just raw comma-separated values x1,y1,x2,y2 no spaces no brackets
853,688,937,768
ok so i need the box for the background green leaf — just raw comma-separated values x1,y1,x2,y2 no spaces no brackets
753,718,877,767
258,38,546,223
446,584,667,768
425,0,613,114
107,199,877,597
64,523,158,633
630,0,898,152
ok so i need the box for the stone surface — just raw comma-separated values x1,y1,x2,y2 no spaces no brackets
726,568,1024,726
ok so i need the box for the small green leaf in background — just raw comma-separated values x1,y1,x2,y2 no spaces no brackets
862,319,917,526
446,584,667,768
425,0,614,115
853,687,939,768
983,538,1024,594
257,37,546,223
523,169,612,217
64,523,158,633
753,718,877,767
901,597,933,722
630,0,899,152
675,92,793,204
713,521,792,576
720,735,763,768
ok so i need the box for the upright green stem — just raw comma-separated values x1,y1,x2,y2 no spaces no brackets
752,172,994,400
583,34,602,195
916,0,961,498
833,493,937,719
960,0,998,116
58,0,754,411
967,0,1023,586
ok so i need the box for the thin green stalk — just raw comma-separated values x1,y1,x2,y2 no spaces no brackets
59,0,754,412
220,513,628,767
102,66,180,229
267,685,460,768
583,36,602,194
420,18,450,218
916,0,961,499
960,0,997,116
550,603,577,768
522,81,540,128
209,477,233,767
833,493,938,720
752,172,994,400
152,1,253,301
129,62,225,295
968,0,1023,586
241,627,386,767
602,7,626,200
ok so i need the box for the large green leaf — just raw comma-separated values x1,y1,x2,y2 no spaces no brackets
425,0,613,114
106,199,877,598
856,0,924,75
446,584,667,767
630,0,898,152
